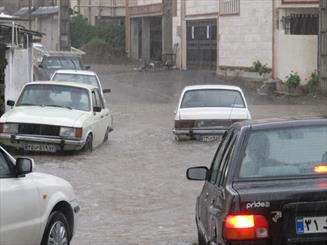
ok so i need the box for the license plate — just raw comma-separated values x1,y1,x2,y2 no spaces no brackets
200,135,219,142
296,217,327,234
24,144,56,153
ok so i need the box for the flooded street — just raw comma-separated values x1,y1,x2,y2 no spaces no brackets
25,65,326,245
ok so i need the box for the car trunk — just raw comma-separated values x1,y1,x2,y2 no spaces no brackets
232,178,327,245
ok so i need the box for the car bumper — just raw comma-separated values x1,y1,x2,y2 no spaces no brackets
0,133,85,151
70,199,80,238
173,127,227,136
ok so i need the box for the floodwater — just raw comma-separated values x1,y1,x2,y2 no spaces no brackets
27,64,326,245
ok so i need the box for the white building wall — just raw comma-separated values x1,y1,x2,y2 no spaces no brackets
5,48,31,111
219,0,272,68
276,32,317,83
185,0,219,16
173,0,181,67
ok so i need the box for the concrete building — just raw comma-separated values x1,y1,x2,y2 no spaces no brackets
125,0,176,65
71,0,126,26
274,0,319,83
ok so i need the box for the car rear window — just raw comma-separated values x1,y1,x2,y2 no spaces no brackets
239,126,327,178
52,74,100,89
181,89,245,108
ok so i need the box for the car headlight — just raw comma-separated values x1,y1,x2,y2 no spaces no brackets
1,123,19,134
60,127,82,139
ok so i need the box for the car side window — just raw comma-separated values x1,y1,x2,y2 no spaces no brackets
217,134,237,187
0,151,13,178
94,89,104,108
209,130,233,184
92,91,98,108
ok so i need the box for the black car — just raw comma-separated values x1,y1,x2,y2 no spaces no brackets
33,52,89,80
187,117,327,245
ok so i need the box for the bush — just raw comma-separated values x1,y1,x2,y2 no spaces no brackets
251,60,269,75
285,71,301,88
308,71,319,88
70,15,125,50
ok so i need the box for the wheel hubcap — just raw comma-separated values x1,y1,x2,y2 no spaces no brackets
48,221,68,245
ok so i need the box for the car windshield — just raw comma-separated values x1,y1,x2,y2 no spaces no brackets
16,84,90,111
52,74,100,89
181,89,245,108
46,57,82,69
239,126,327,178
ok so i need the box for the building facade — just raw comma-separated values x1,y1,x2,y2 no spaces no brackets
72,0,126,26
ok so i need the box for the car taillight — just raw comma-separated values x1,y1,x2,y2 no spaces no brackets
223,214,269,240
174,120,195,129
313,164,327,174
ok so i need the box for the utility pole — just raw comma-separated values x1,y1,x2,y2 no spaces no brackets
28,0,32,29
319,0,327,93
58,0,71,51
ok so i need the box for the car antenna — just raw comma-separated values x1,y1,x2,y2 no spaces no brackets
228,95,238,124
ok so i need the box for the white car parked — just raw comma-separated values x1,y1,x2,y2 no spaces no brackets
173,85,251,140
50,70,111,95
0,81,113,152
0,146,79,245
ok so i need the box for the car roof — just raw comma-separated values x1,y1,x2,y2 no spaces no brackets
232,117,327,130
183,84,243,92
27,81,98,90
53,69,97,76
44,51,82,58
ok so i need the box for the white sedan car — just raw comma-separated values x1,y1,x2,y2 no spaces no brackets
173,85,251,140
0,81,113,152
0,146,79,245
50,70,111,94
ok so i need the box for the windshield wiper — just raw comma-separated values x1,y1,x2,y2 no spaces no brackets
45,104,72,110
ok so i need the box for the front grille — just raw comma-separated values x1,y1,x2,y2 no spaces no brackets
18,124,60,136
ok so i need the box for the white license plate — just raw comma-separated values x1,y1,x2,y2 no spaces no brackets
24,144,56,153
296,216,327,234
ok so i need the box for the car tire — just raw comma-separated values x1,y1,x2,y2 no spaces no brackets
41,211,71,245
198,230,206,245
82,134,93,152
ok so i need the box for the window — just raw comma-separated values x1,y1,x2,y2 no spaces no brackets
210,130,234,184
219,0,240,16
0,151,12,178
239,126,327,178
181,89,245,109
282,14,319,35
53,74,100,89
16,84,90,111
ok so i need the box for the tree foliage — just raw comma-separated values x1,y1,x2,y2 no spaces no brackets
70,15,125,49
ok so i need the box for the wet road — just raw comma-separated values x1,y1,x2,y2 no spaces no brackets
28,65,326,245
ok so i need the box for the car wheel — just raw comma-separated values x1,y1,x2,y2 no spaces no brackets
103,128,109,143
82,134,93,152
41,211,70,245
198,230,206,245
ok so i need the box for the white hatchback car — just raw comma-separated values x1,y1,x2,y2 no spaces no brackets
173,85,251,140
0,81,113,153
0,146,79,245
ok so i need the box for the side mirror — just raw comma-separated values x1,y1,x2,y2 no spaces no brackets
7,100,15,107
102,88,111,94
15,158,34,177
93,106,102,113
186,166,209,181
85,65,91,70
